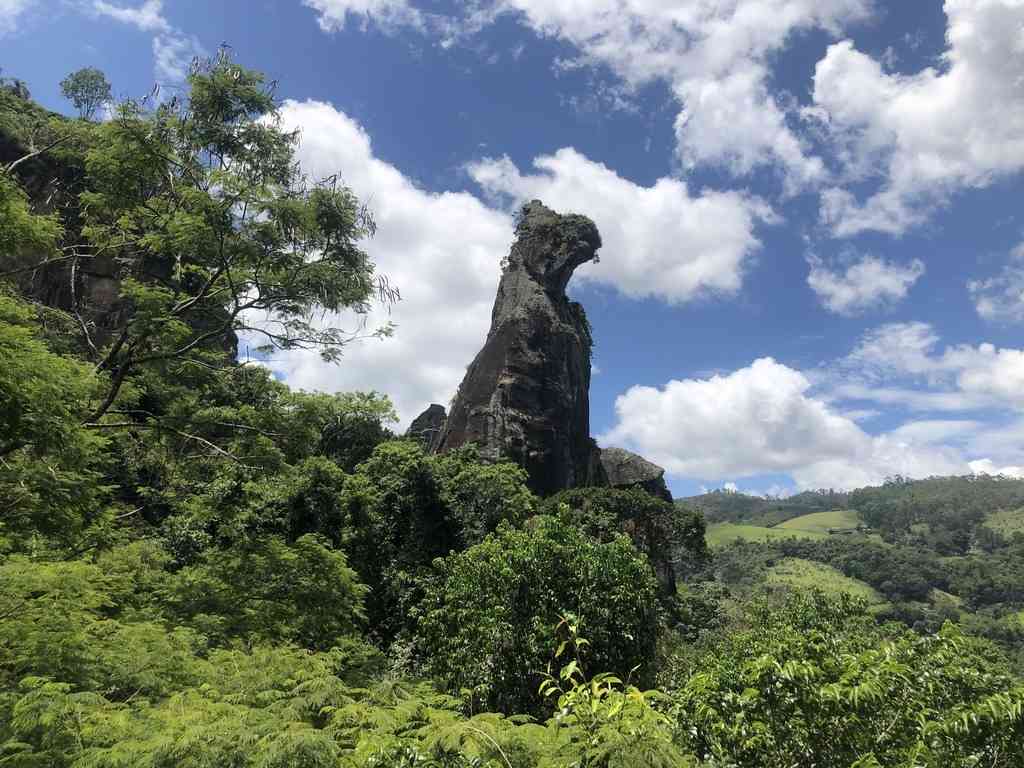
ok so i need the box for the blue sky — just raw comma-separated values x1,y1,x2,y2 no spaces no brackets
5,0,1024,496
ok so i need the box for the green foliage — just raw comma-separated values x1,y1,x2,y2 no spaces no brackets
683,487,849,527
666,591,1024,767
53,50,388,423
539,617,693,768
0,294,109,549
167,534,367,650
545,487,709,593
0,171,62,257
338,441,535,640
415,515,660,716
59,67,111,120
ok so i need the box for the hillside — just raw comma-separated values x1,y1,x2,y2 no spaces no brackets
706,521,829,548
682,488,850,527
764,558,889,610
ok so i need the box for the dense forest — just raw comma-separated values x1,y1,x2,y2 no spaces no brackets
1,54,1023,767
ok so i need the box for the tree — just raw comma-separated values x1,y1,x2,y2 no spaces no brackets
48,50,392,429
59,67,111,120
415,515,660,716
545,487,709,595
167,534,368,650
0,293,108,549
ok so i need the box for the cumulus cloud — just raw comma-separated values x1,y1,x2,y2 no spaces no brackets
259,100,512,427
302,0,424,32
841,322,1024,410
600,357,966,490
807,253,924,315
469,151,775,304
93,0,169,32
969,458,1024,478
969,243,1024,323
488,0,873,190
300,0,873,190
812,0,1024,235
92,0,204,84
0,0,31,36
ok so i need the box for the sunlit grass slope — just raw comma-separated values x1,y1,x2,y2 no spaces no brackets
776,509,863,534
765,558,889,609
705,523,828,549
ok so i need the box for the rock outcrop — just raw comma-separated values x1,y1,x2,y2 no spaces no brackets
406,404,447,449
432,200,605,496
600,447,673,502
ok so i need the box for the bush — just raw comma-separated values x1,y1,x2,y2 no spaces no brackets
415,515,660,715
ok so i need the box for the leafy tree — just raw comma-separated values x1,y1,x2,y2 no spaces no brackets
167,534,367,650
48,51,392,427
0,294,109,549
546,487,708,594
59,67,111,120
415,515,660,716
0,169,62,257
337,441,535,641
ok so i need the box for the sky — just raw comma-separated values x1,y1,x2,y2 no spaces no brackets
5,0,1024,497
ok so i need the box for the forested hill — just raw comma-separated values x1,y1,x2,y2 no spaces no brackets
2,58,1023,767
690,475,1024,670
681,487,852,526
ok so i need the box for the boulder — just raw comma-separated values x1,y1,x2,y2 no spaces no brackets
600,447,673,502
406,403,447,449
432,200,606,496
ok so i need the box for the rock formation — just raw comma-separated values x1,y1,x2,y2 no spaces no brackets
432,200,606,496
600,447,673,502
406,403,447,449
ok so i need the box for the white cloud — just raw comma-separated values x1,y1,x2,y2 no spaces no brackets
844,322,944,379
152,32,204,83
93,0,169,32
841,322,1024,411
969,458,1024,478
257,100,512,427
485,0,873,190
808,253,924,315
600,357,966,490
0,0,31,36
812,0,1024,235
302,0,423,32
91,0,202,84
469,151,775,303
969,243,1024,323
301,0,872,190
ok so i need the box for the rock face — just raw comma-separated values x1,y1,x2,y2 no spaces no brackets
406,404,447,449
432,200,606,496
600,447,673,502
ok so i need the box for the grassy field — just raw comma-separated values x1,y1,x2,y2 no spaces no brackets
775,509,863,534
983,507,1024,537
764,558,889,608
705,523,828,548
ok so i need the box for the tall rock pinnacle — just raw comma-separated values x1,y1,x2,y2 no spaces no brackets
432,200,606,496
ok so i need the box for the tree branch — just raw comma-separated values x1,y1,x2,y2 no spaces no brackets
4,134,72,174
